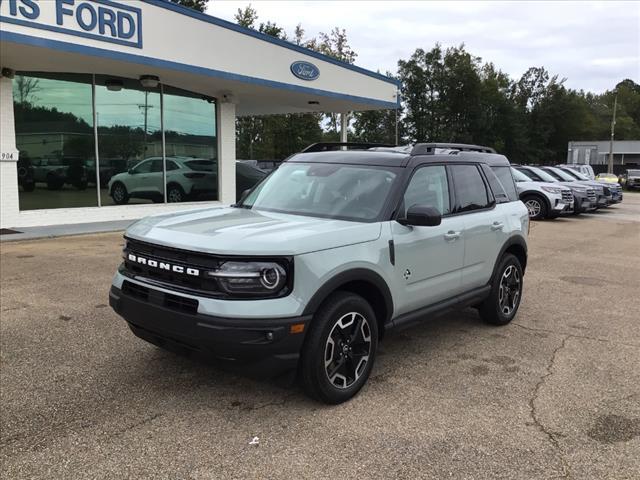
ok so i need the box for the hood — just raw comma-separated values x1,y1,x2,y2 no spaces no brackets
577,181,605,192
125,206,382,256
518,180,571,191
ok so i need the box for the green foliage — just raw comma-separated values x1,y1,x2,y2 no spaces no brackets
397,44,640,164
168,0,208,13
231,6,639,163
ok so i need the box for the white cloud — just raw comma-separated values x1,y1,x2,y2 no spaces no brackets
208,0,640,92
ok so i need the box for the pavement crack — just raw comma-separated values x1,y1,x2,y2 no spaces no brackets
252,392,297,410
108,413,163,439
512,323,639,349
528,335,571,479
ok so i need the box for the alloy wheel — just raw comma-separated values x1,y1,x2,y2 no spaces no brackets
113,184,125,202
168,188,182,203
324,312,372,389
525,199,541,218
498,265,521,316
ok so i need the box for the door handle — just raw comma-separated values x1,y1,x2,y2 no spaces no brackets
444,231,461,241
491,222,504,231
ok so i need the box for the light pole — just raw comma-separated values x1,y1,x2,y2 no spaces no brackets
608,92,618,174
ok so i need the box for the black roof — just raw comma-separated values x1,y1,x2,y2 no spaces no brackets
288,143,510,168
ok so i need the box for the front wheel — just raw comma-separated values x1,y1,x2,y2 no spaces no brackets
522,195,547,220
111,182,129,205
479,253,523,326
300,292,378,404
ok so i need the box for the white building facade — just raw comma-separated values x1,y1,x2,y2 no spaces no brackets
0,0,398,228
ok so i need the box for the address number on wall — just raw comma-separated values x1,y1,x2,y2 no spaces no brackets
1,152,17,161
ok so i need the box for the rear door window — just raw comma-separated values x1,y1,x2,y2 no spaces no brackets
450,164,491,213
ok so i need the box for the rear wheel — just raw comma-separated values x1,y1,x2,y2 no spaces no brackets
479,253,523,326
522,195,547,220
167,184,185,203
300,292,378,404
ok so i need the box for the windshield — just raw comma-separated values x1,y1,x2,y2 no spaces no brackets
240,162,399,221
628,170,640,176
561,168,589,181
520,166,558,183
511,167,532,182
545,167,578,182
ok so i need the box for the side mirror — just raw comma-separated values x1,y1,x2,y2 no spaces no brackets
239,188,251,203
128,168,135,174
398,205,442,227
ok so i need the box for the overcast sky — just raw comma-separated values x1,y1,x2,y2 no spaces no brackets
208,1,639,93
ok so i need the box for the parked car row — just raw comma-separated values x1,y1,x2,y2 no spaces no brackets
512,165,623,220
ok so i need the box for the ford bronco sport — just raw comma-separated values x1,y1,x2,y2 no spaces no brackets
109,142,529,404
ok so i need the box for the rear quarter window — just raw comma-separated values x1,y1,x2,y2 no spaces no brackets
489,165,519,202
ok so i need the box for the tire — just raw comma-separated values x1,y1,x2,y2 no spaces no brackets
479,253,523,326
111,182,129,205
167,184,185,203
522,195,547,220
300,291,378,404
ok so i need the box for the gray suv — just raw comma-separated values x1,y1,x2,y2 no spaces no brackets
109,143,529,403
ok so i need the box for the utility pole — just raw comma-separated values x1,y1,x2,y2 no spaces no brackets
608,92,618,174
138,92,153,154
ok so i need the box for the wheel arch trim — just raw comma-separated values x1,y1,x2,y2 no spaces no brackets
302,268,394,326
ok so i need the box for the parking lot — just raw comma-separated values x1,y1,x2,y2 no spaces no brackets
1,194,639,479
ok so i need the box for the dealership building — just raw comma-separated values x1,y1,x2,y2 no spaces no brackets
0,0,398,229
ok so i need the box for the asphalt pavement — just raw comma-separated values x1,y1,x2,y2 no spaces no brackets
1,194,639,479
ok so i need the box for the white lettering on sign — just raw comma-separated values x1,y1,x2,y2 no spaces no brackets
0,0,143,48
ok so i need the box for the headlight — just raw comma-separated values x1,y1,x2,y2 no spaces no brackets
206,261,289,297
541,186,562,194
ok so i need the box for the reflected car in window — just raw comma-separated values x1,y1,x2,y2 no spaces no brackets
107,157,217,204
32,156,88,191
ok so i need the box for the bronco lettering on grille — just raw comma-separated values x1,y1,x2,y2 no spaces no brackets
127,253,200,276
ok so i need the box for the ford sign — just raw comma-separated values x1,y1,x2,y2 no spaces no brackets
290,61,320,81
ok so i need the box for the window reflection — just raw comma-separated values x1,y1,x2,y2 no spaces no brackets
163,88,218,202
13,74,219,210
13,73,96,210
95,77,162,205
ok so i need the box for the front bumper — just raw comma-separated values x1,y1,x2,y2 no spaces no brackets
109,285,310,376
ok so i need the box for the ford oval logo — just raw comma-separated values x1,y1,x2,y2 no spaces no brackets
290,61,320,81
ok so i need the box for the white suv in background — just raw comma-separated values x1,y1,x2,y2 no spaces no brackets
108,157,217,204
511,167,573,220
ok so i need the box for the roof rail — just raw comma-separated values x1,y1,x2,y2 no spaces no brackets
300,142,396,153
410,143,496,156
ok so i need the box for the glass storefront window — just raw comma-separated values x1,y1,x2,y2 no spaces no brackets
95,76,162,205
163,87,218,202
13,73,218,210
13,73,96,210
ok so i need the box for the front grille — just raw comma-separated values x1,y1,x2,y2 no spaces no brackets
124,238,223,297
122,280,199,315
602,186,611,196
165,292,198,314
561,190,573,203
587,189,597,202
122,280,149,301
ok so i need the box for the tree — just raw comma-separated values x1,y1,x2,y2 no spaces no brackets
168,0,208,12
234,4,257,28
14,75,41,105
